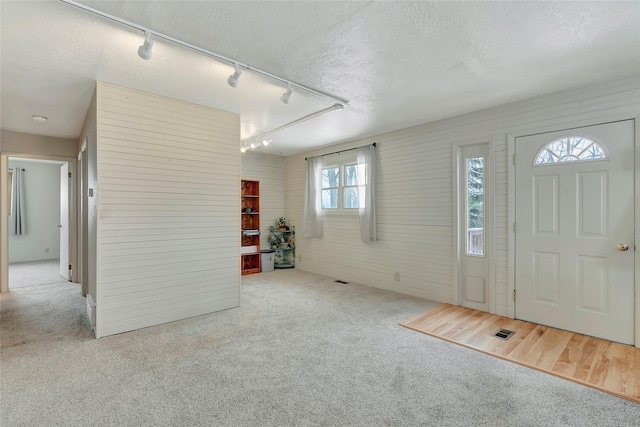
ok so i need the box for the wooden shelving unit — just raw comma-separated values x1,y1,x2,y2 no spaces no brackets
241,180,260,275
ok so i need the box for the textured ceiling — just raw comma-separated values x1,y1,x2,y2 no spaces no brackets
1,1,639,155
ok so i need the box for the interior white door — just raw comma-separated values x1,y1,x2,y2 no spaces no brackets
59,163,69,280
515,120,635,344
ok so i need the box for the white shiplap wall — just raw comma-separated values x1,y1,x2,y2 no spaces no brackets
95,82,240,337
240,151,286,248
286,77,640,316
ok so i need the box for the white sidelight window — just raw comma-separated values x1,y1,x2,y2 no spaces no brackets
466,156,484,256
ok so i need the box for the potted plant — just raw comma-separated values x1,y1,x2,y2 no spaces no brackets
275,217,288,230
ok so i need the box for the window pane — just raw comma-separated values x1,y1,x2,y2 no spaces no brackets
321,189,338,209
322,167,339,189
344,187,359,209
345,164,358,186
534,137,606,165
466,157,484,256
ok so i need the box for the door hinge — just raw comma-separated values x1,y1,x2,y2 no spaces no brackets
68,172,72,178
512,222,516,233
512,154,516,165
513,289,516,301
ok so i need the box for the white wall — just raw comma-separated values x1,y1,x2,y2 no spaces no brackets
241,151,286,248
95,82,240,338
8,160,61,263
286,77,640,317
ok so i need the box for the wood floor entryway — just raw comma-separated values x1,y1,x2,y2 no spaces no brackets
401,303,640,404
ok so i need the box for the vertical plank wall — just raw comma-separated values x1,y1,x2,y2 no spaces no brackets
95,82,240,337
240,151,286,247
286,77,640,317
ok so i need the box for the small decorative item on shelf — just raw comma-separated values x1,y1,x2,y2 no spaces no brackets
267,233,280,250
275,217,288,230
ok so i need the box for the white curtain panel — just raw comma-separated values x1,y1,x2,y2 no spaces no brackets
303,156,323,238
12,168,26,235
357,145,377,242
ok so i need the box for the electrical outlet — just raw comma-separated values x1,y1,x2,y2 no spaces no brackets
45,248,50,253
394,272,400,281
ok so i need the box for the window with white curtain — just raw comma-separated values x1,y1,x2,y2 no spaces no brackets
304,143,376,242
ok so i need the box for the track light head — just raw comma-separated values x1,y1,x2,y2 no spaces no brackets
280,85,293,104
137,33,154,60
262,139,271,146
227,65,243,87
240,146,248,153
250,141,258,149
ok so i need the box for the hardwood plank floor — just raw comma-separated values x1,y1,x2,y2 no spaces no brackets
401,303,640,404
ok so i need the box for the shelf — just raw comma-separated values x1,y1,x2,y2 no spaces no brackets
269,225,294,270
275,263,295,269
241,267,260,275
241,179,260,275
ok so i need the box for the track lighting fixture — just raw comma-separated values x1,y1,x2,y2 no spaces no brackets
280,85,292,104
239,104,342,153
240,138,274,154
227,65,243,88
60,0,348,107
137,32,154,60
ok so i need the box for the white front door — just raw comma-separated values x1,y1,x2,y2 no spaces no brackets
515,120,635,344
59,163,69,280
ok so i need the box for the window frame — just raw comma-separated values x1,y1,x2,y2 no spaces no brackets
464,155,485,257
321,161,361,211
7,170,13,216
533,136,608,166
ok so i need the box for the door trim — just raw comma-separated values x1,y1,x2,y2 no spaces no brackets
507,116,638,347
635,114,640,348
0,153,77,293
452,138,495,313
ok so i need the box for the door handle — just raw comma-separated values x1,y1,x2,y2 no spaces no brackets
617,243,629,252
57,224,63,228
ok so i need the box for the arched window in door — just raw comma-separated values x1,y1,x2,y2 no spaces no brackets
534,136,607,165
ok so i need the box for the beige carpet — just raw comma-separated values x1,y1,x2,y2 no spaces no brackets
2,271,640,426
8,259,68,289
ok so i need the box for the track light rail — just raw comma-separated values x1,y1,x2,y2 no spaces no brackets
58,0,349,106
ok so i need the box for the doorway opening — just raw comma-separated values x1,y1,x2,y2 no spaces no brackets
1,154,77,293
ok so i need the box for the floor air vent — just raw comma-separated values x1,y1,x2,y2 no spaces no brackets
492,328,516,340
334,280,349,284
